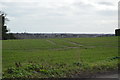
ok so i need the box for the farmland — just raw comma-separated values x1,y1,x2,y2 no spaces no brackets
2,36,119,78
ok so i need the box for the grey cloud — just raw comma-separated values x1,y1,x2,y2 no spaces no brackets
2,2,69,17
71,2,96,16
73,1,95,9
96,10,117,16
98,2,114,6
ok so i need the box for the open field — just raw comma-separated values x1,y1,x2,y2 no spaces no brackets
2,36,119,78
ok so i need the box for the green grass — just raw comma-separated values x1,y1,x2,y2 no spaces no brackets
2,36,119,78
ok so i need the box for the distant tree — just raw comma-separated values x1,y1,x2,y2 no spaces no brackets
0,11,8,40
0,11,16,40
115,29,120,36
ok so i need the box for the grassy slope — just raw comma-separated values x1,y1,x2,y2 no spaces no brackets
2,37,119,78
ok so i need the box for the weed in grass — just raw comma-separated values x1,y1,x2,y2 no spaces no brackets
15,62,22,68
25,63,44,72
3,63,67,78
7,67,16,74
40,69,49,74
4,67,31,78
73,62,83,66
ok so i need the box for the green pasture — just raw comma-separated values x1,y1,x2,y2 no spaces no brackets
2,37,119,78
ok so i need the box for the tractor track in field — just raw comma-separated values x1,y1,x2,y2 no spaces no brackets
64,40,96,49
46,39,96,50
46,40,56,45
65,40,83,47
46,39,81,50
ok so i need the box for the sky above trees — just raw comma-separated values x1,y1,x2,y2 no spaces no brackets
0,0,118,33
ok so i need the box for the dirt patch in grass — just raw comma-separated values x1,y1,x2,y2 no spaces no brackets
70,69,118,78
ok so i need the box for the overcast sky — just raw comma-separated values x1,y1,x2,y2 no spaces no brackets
0,0,119,34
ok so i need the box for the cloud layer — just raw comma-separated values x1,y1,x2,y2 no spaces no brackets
0,0,118,33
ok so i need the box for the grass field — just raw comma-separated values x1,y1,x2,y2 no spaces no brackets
2,36,119,78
